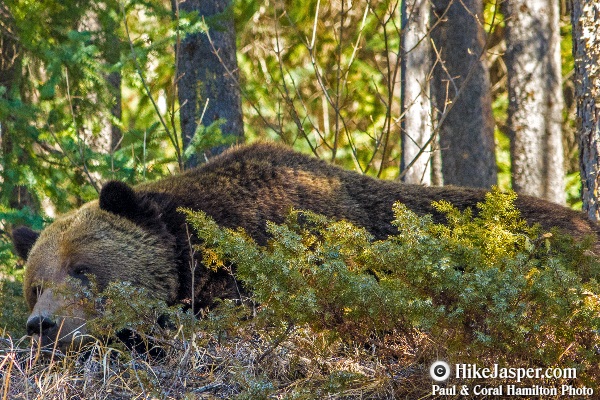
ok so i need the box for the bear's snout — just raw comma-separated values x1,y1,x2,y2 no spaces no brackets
24,288,91,349
26,315,56,337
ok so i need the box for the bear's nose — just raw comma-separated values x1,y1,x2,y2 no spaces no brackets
26,315,57,336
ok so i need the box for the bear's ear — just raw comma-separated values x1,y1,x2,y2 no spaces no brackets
99,181,140,219
99,181,164,231
12,226,40,259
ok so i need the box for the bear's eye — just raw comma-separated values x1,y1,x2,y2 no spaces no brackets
31,285,43,301
71,266,89,278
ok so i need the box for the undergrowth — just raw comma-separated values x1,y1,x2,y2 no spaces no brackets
1,188,599,398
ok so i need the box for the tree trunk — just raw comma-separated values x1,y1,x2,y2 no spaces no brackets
107,70,122,153
176,0,244,168
104,12,123,155
503,0,565,204
430,0,497,188
400,0,433,185
572,1,600,220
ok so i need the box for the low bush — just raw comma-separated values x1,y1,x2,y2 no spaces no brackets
184,187,600,388
1,188,598,398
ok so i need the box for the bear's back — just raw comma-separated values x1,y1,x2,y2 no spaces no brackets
136,142,600,250
135,143,412,243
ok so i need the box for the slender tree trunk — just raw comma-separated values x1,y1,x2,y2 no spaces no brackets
430,0,497,188
105,13,123,154
571,1,600,220
503,0,565,204
176,0,244,168
401,0,433,185
431,134,443,185
107,71,122,153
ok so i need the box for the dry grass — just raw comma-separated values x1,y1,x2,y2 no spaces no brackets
0,324,435,399
2,324,597,399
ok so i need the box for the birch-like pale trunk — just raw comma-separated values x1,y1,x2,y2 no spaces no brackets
401,0,434,185
503,0,565,204
571,1,600,220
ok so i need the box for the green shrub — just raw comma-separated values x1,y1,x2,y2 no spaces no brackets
0,279,28,337
3,188,598,398
183,187,600,381
86,280,197,343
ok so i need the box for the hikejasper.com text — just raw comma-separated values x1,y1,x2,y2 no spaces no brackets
454,363,577,383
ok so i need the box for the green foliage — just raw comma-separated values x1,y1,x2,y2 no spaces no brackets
0,279,28,337
566,171,584,209
0,0,184,211
2,190,598,397
184,118,237,162
235,0,402,176
184,188,600,378
0,0,185,290
0,0,588,396
84,281,197,344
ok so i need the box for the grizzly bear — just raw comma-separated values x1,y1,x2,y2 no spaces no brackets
11,142,600,350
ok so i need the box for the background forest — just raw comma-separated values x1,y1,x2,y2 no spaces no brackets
1,0,600,398
0,0,595,266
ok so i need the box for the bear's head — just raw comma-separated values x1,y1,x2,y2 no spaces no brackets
12,181,179,350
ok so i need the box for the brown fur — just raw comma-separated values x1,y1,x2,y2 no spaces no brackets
12,142,600,349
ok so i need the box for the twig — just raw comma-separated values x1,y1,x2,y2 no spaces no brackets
185,222,196,316
202,17,285,142
120,2,183,170
64,68,100,193
193,382,223,393
171,0,182,169
272,13,319,156
300,12,361,168
257,321,294,363
332,0,345,160
399,0,502,180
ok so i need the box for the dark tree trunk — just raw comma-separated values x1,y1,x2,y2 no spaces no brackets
572,1,600,220
176,0,244,168
430,0,497,188
503,0,565,204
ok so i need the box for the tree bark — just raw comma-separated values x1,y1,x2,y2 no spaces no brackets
503,0,565,204
401,0,434,185
107,70,122,153
430,0,497,188
176,0,244,168
571,1,600,220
